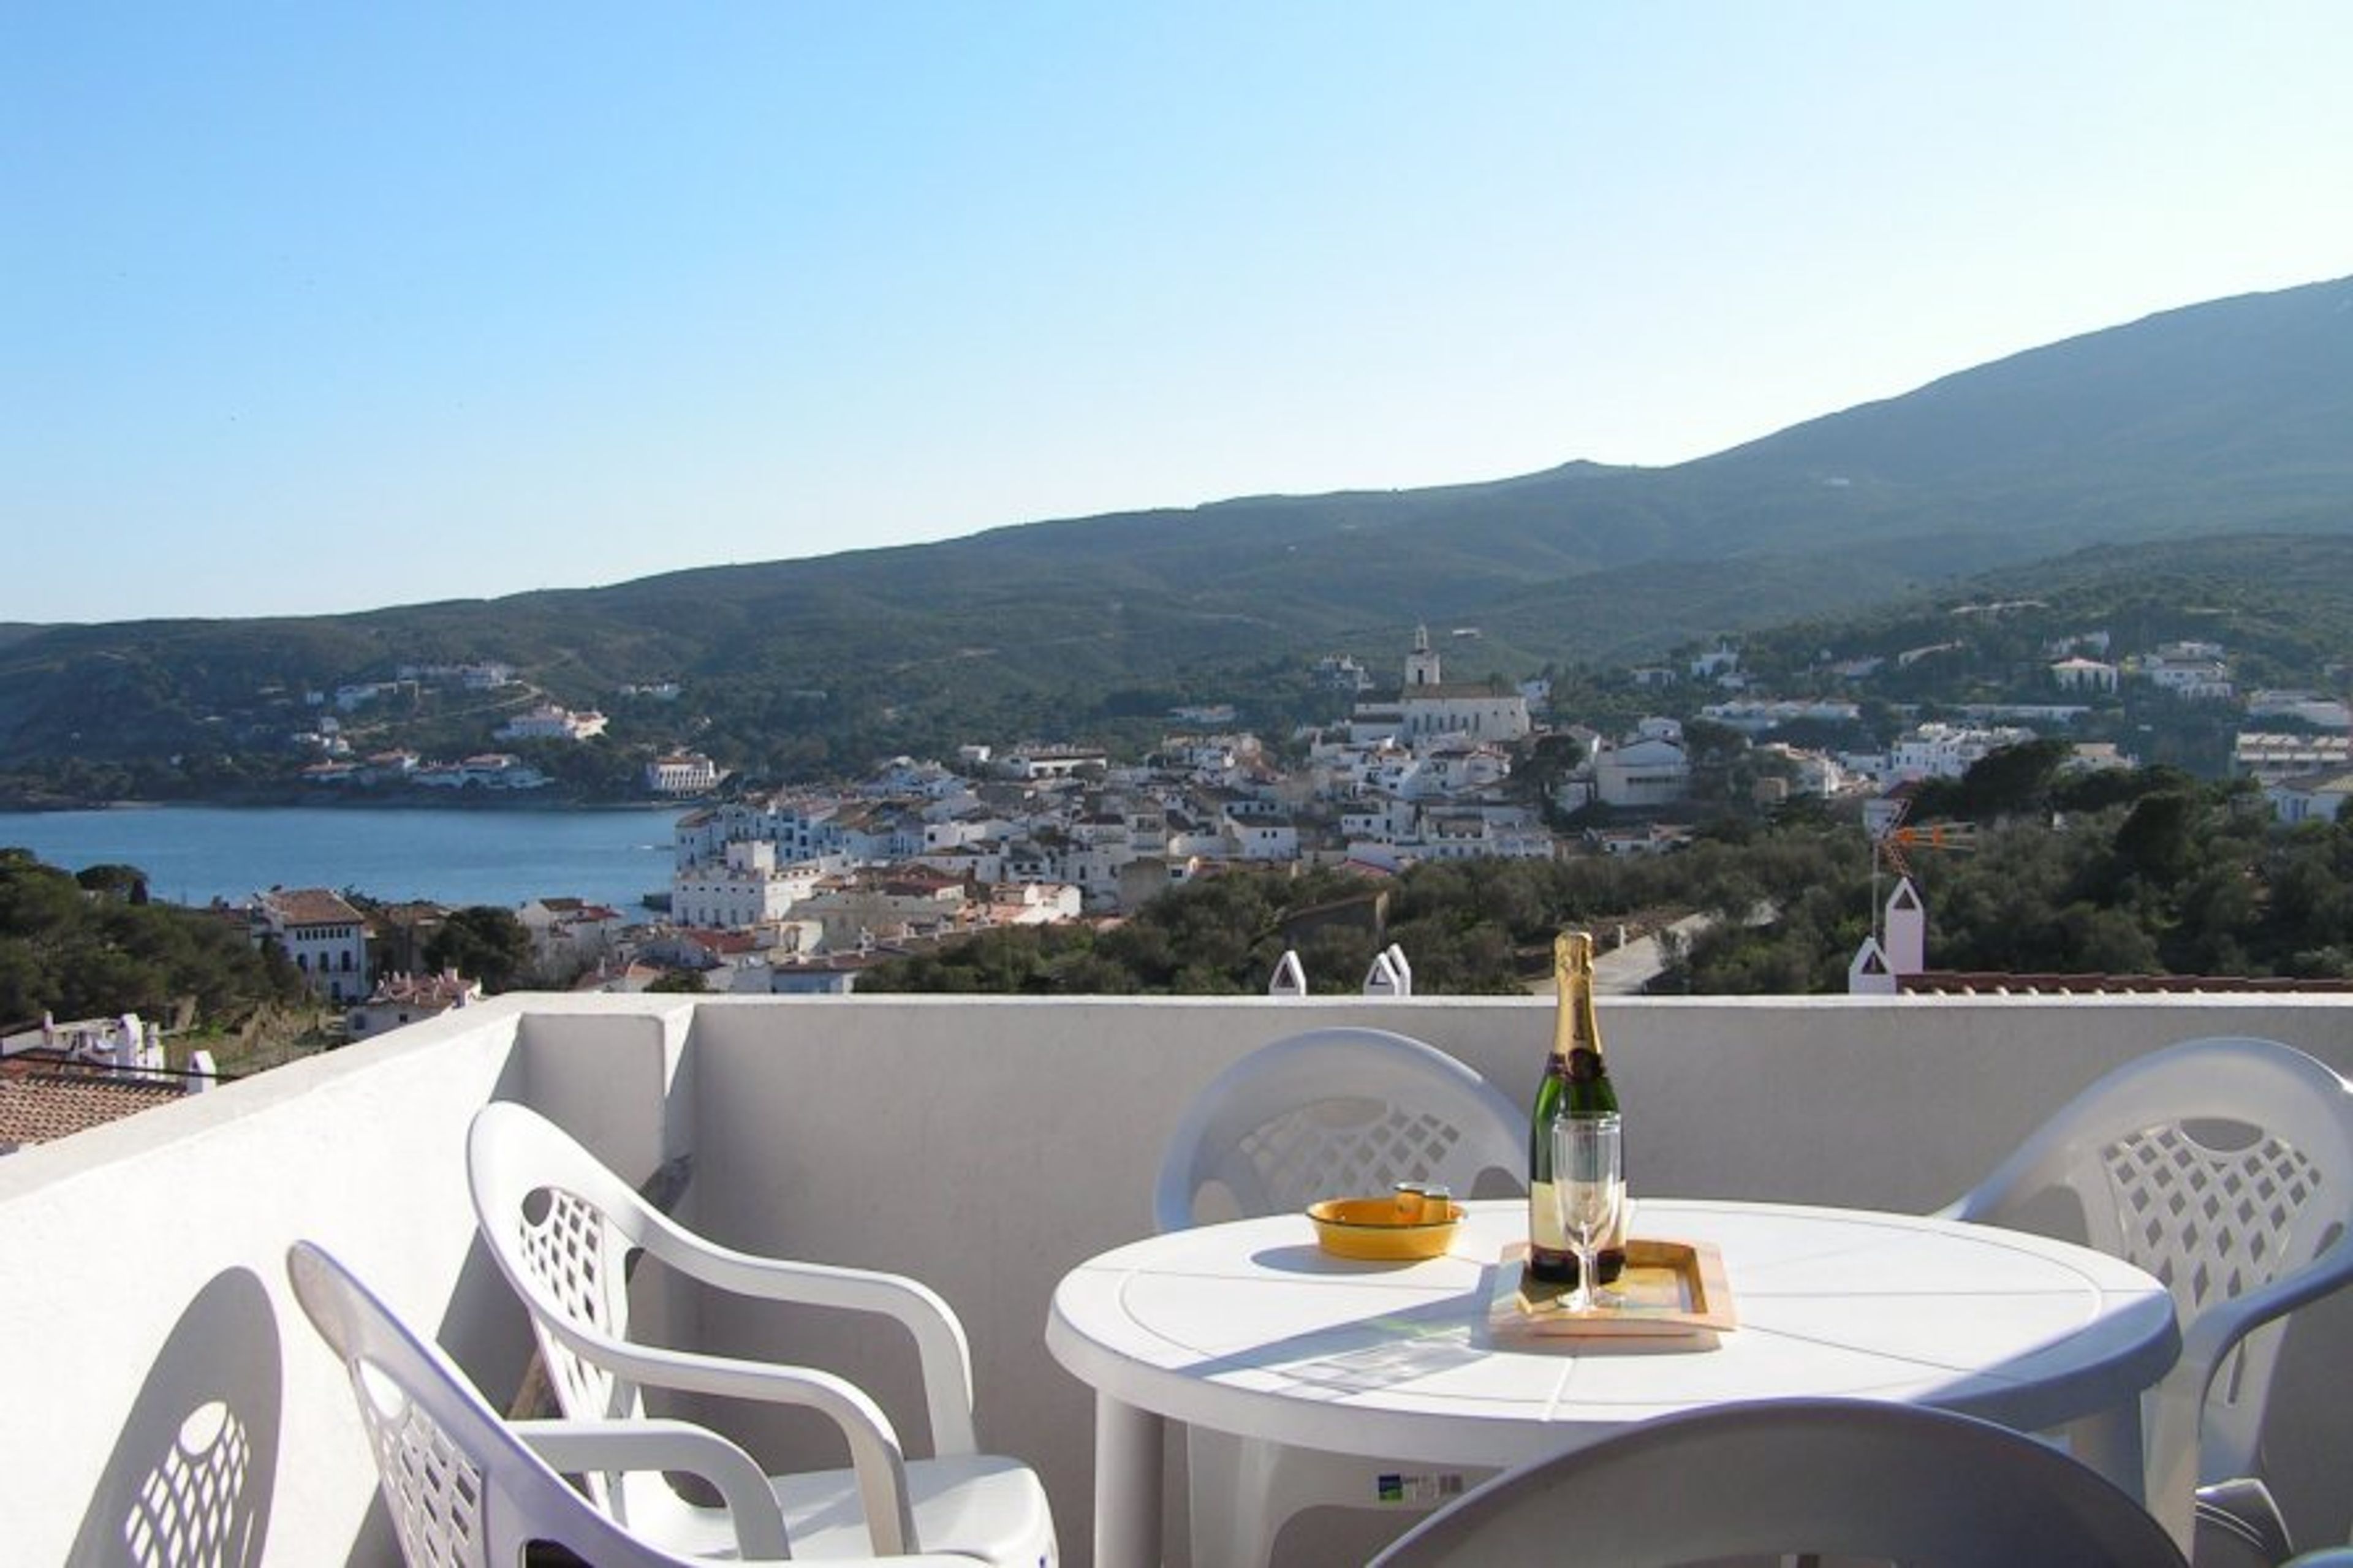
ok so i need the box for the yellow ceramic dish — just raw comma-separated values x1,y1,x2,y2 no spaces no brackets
1307,1194,1466,1260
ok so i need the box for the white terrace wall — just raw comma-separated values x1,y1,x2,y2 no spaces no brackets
0,991,2347,1563
0,994,694,1567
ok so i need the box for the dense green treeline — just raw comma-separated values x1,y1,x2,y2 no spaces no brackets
0,849,308,1030
866,754,2353,996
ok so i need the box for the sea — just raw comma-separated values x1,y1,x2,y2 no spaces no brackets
0,805,684,914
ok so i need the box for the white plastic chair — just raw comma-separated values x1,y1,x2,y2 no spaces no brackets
1153,1026,1525,1567
1366,1397,2188,1567
1361,944,1413,998
1938,1036,2353,1551
284,1241,979,1567
466,1102,1056,1566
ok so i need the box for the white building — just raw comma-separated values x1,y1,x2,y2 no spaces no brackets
1699,699,1862,735
517,898,629,976
1003,747,1108,781
1887,722,2037,782
2267,769,2353,825
2247,692,2353,730
496,703,610,741
347,970,481,1039
1223,810,1300,862
253,888,372,1004
412,754,550,790
675,795,841,869
1349,627,1531,750
2135,644,2234,702
2234,733,2353,786
670,841,822,931
1757,743,1851,797
2050,657,2120,694
1593,735,1692,808
645,751,722,795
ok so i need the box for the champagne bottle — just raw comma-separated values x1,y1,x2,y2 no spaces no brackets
1527,930,1624,1285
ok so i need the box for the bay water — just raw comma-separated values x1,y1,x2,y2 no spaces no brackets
0,805,683,914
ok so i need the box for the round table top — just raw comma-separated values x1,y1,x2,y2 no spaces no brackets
1046,1197,2181,1469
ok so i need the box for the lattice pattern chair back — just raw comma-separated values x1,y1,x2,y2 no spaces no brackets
1153,1026,1524,1232
355,1363,489,1568
2104,1122,2322,1330
1153,1027,1525,1566
1941,1036,2353,1543
468,1101,675,1518
467,1103,1060,1567
515,1182,639,1426
284,1242,740,1568
1236,1099,1464,1212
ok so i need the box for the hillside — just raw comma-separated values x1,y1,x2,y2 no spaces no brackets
4,275,2349,776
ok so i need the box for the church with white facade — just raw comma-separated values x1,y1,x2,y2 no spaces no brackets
1347,626,1533,749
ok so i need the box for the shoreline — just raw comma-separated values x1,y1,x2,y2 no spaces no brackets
0,792,705,815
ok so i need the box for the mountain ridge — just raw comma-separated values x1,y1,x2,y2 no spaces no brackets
4,275,2350,774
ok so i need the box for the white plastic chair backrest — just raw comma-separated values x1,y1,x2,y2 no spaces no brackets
284,1241,724,1568
1368,1397,2188,1567
1362,950,1405,997
1942,1036,2353,1487
1267,949,1307,997
1153,1026,1525,1232
468,1101,668,1437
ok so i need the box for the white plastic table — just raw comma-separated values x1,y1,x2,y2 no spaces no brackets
1047,1198,2181,1568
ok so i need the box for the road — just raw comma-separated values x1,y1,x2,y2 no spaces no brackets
1519,914,1716,996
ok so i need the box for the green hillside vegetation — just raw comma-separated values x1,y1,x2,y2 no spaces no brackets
1,277,2349,798
0,848,310,1039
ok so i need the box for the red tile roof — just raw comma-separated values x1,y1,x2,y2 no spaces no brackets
260,888,366,926
1900,972,2353,995
0,1058,184,1148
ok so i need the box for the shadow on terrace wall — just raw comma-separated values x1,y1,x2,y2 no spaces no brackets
66,1265,281,1568
336,1041,556,1564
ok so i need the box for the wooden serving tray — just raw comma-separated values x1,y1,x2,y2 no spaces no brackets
1489,1238,1736,1349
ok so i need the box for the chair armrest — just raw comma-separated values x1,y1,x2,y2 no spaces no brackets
516,1417,792,1560
631,1215,980,1454
542,1324,920,1555
2177,1258,2353,1392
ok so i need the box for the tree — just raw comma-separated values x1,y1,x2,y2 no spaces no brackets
75,863,151,904
2109,792,2200,890
646,968,709,993
1957,738,2074,820
423,906,534,993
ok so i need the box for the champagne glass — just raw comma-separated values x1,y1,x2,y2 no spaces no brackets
1551,1112,1624,1313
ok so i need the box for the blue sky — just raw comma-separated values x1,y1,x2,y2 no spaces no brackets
7,4,2350,624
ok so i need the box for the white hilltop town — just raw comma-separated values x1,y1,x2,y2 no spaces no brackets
7,620,2349,1150
188,623,2353,1011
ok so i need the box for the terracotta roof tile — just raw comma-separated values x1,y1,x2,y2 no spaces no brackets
1899,971,2353,995
260,887,365,926
0,1062,183,1148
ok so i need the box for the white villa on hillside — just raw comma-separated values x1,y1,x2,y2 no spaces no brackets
2134,641,2234,701
252,888,371,1004
2235,732,2353,786
2267,767,2353,825
496,702,609,741
2050,655,2121,692
645,751,722,795
1889,721,2036,782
